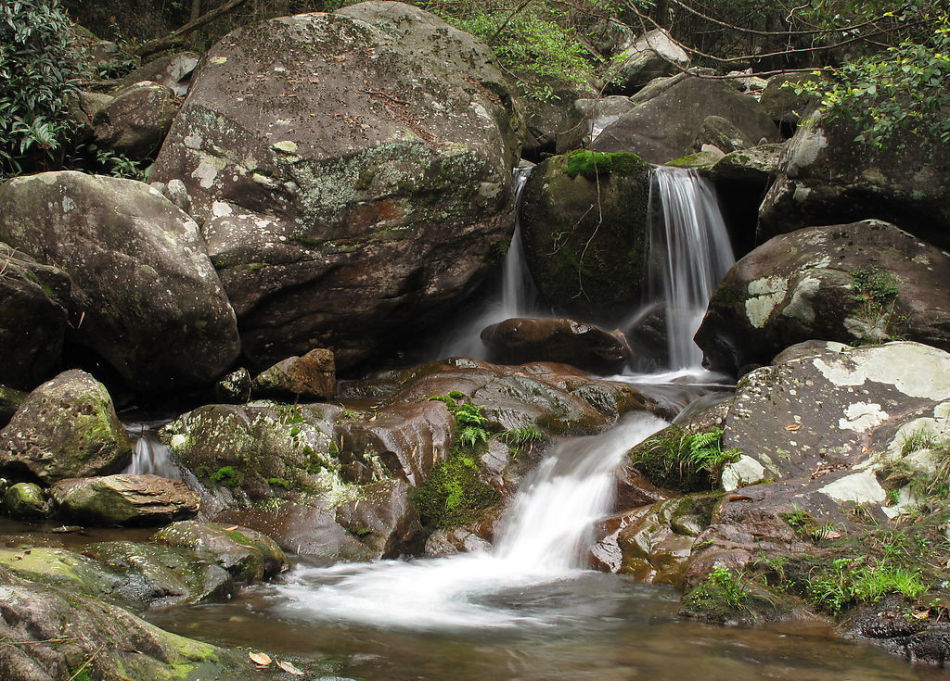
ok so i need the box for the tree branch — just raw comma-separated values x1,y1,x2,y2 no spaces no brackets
134,0,252,58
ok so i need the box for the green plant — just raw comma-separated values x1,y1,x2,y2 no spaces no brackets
499,426,547,457
900,427,938,456
429,394,494,448
267,477,291,489
210,465,241,487
631,428,741,492
683,566,749,614
412,453,500,529
0,0,82,176
805,557,927,615
850,266,899,316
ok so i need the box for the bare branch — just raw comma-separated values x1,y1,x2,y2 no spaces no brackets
134,0,252,58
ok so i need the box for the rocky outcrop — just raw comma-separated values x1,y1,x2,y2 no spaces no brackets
605,29,690,94
0,243,71,390
0,566,245,681
51,474,200,526
117,52,199,97
758,111,950,250
695,220,950,375
91,81,179,158
0,172,240,392
253,348,336,400
153,521,286,582
480,317,631,374
0,370,132,484
519,150,651,321
151,2,523,371
591,76,780,164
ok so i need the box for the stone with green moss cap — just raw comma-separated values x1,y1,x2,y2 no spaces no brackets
2,482,50,520
0,370,132,484
51,474,200,526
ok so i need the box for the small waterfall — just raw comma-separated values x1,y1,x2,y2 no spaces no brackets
442,167,540,358
123,422,180,478
649,166,735,370
270,413,668,630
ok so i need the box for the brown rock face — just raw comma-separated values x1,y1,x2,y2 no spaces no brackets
92,81,179,158
151,3,523,371
51,474,200,526
254,348,336,400
480,317,632,374
695,220,950,375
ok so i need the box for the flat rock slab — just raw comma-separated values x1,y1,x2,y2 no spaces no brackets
52,474,200,526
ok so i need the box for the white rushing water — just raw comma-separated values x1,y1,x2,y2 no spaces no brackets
123,422,180,478
271,412,668,630
442,166,542,359
648,166,735,370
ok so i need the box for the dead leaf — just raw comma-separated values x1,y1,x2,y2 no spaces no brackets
223,526,239,532
912,608,931,620
249,652,272,667
824,530,842,539
784,424,801,431
277,660,305,676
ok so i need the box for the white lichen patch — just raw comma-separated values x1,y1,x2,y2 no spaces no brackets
745,276,787,328
781,275,821,323
191,154,226,190
785,114,827,177
812,343,950,399
721,455,768,491
838,401,889,432
61,196,76,213
819,469,886,504
211,201,234,218
272,140,298,154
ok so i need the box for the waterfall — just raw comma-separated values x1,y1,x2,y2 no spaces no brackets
442,166,540,358
123,422,180,478
270,412,668,630
649,166,735,370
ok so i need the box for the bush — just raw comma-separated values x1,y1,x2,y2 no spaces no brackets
630,427,741,492
0,0,82,177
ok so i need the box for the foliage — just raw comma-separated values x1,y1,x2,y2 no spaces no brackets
630,427,741,492
429,393,494,448
683,566,750,614
795,17,950,147
210,465,241,487
804,557,927,615
564,150,646,180
412,452,500,528
0,0,82,177
499,426,547,458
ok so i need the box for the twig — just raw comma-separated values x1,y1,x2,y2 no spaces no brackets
488,0,535,44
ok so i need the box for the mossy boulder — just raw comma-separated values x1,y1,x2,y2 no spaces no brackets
151,2,523,371
519,150,651,321
695,220,950,375
51,474,200,526
758,111,950,250
0,243,71,391
0,565,246,681
154,520,286,582
2,482,51,520
0,370,132,484
0,172,240,392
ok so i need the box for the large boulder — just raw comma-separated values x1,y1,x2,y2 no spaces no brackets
0,172,240,392
696,220,950,375
605,29,690,95
0,566,245,681
480,317,632,374
0,370,132,484
91,81,179,158
117,51,200,97
0,243,71,390
151,2,523,371
51,474,200,526
591,76,780,164
758,111,950,250
519,150,651,321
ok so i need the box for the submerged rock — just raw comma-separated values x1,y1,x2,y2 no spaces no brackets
519,150,651,321
0,370,132,484
591,76,780,164
480,317,632,374
51,474,200,526
695,220,950,375
151,2,522,371
0,171,240,392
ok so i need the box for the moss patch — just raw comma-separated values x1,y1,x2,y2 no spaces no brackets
564,150,646,180
413,451,499,529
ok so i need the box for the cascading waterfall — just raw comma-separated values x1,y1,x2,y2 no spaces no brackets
648,166,735,370
270,413,667,630
123,422,180,478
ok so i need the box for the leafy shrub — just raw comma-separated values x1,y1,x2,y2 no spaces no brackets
0,0,82,177
630,427,741,492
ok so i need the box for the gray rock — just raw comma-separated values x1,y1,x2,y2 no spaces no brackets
151,3,523,371
117,51,200,97
153,520,286,582
92,81,178,158
214,368,253,403
606,29,690,94
0,172,241,392
0,370,132,484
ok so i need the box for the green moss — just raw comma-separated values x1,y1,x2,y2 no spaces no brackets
682,566,750,617
210,466,241,487
266,477,291,489
412,452,499,529
564,150,645,180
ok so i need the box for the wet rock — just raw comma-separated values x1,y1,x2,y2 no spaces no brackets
694,115,751,154
334,479,423,558
695,220,950,375
151,2,522,372
591,76,780,164
213,368,253,403
424,526,493,557
0,565,244,680
117,51,199,97
253,348,336,401
0,172,240,392
520,84,590,158
2,482,50,520
154,520,286,582
0,370,132,484
480,317,632,374
758,111,950,250
519,150,651,321
0,243,71,391
51,474,200,526
92,81,179,158
605,29,690,95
